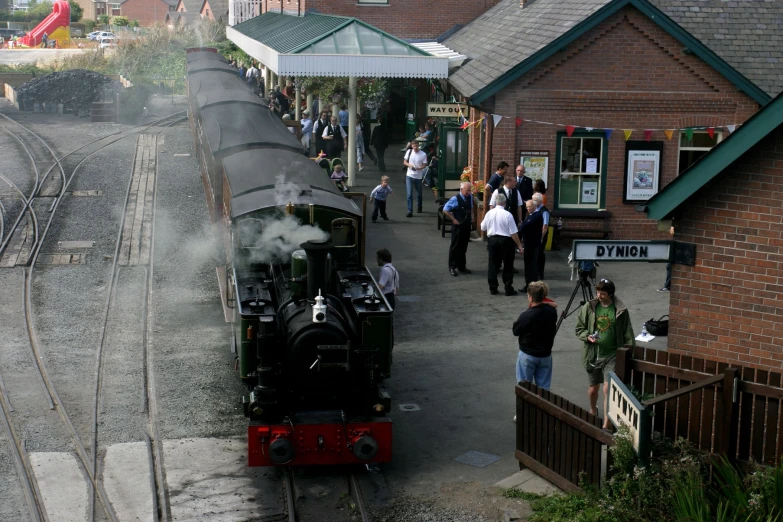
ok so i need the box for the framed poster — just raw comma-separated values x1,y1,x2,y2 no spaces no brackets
519,151,549,187
582,181,598,203
624,141,663,202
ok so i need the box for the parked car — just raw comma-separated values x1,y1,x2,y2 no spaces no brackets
86,31,102,40
93,31,116,42
99,36,119,48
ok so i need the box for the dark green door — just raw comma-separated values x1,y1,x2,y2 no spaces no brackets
437,122,468,199
405,86,417,142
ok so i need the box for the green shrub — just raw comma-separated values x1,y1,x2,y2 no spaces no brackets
111,15,129,27
84,19,95,32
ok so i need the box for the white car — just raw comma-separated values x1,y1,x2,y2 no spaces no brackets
86,31,101,40
94,32,117,42
99,36,118,48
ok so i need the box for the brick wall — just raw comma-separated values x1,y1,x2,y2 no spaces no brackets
122,0,171,24
669,125,783,370
259,0,500,39
478,6,759,239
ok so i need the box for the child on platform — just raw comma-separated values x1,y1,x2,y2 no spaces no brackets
330,164,348,192
370,175,393,223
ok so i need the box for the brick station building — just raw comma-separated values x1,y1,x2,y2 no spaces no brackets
442,0,783,239
645,93,783,371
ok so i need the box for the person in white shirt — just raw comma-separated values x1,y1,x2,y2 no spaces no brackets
300,110,313,153
480,193,524,296
490,176,524,274
403,140,427,217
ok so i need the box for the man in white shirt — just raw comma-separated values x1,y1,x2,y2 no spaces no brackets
403,141,427,217
481,193,524,296
300,109,313,154
490,176,524,274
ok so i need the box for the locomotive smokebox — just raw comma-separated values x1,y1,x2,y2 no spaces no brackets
300,238,332,301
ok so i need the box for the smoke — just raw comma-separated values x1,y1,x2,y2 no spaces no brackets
239,215,327,265
274,173,303,207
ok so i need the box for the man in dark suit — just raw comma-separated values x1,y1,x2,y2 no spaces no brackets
313,112,329,157
519,199,543,292
371,116,389,172
516,164,534,218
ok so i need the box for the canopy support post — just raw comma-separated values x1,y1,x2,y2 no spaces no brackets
295,82,302,120
347,76,357,187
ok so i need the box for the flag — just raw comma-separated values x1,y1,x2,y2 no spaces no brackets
585,127,594,132
604,129,613,140
644,130,653,142
707,127,715,139
684,128,693,141
460,120,470,130
623,130,633,141
727,124,736,134
664,129,674,140
566,125,576,137
515,118,522,127
492,114,502,127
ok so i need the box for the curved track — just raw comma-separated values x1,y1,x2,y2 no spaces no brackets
0,110,186,522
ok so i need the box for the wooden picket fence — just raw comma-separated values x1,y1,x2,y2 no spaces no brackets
516,346,783,491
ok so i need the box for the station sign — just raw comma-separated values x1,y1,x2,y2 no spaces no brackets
607,372,651,459
426,103,464,118
572,240,671,262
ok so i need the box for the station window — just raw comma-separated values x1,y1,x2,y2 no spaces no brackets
555,133,606,209
357,0,389,4
678,131,722,174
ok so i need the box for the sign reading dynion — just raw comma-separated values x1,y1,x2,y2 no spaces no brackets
572,240,671,262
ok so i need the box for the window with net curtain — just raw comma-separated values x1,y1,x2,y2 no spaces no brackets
558,136,603,208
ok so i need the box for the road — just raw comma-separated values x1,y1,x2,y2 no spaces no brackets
0,49,87,65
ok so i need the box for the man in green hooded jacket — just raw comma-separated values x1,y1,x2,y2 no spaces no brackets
575,278,635,429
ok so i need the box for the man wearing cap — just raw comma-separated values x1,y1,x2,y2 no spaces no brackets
575,278,635,429
300,110,313,154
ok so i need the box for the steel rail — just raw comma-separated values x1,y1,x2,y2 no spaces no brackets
349,472,371,522
282,467,297,522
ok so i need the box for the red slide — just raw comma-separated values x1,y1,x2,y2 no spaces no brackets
20,0,70,47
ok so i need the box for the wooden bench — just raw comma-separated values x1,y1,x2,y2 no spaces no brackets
551,209,612,248
437,180,463,237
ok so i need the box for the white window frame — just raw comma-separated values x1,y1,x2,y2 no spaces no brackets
556,134,605,210
677,130,723,175
357,0,389,4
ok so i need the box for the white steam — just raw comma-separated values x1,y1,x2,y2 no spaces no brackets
240,215,328,264
274,173,302,207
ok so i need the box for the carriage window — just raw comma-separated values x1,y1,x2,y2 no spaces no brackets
331,218,357,247
237,218,264,248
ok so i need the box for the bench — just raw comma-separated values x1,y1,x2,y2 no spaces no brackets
551,209,612,249
437,180,463,238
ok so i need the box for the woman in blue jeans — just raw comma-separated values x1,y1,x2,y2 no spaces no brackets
512,282,558,390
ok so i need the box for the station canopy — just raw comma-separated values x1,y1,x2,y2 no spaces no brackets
227,12,449,78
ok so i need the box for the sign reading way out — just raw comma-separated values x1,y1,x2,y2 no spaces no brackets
426,103,464,118
572,240,671,262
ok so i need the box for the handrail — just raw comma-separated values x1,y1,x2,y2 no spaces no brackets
642,373,724,407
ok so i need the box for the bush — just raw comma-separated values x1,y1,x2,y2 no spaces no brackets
68,0,83,22
111,15,128,27
84,19,95,32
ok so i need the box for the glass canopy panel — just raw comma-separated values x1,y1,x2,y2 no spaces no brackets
355,24,385,55
311,38,337,54
334,26,360,55
382,38,413,56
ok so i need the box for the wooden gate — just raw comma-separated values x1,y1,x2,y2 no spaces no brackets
516,382,614,492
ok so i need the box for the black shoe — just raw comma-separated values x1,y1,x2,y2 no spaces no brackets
450,268,458,277
382,216,389,221
406,212,413,218
505,289,518,296
512,267,520,274
490,288,499,295
417,208,423,213
458,268,472,274
518,286,527,293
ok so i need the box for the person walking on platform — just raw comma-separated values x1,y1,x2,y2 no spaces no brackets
371,117,389,172
519,200,543,292
513,281,557,390
323,116,347,159
575,278,635,429
442,182,473,277
481,194,524,295
403,140,427,217
370,175,393,222
313,112,329,157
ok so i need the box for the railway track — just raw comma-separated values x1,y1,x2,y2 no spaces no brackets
282,466,373,522
0,110,186,522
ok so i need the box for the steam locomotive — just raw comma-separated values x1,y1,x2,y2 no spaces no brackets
185,48,393,467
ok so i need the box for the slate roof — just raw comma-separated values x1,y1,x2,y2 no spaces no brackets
176,0,202,12
202,0,228,17
445,0,783,101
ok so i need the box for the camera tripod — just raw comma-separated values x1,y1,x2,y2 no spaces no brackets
555,271,595,334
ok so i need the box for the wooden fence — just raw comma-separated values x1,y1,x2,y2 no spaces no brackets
515,381,614,492
616,346,783,466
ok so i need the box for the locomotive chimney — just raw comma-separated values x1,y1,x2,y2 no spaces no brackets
300,238,332,301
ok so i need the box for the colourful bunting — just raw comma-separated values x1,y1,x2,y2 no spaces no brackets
623,130,633,141
460,120,470,130
684,128,694,141
585,127,594,132
604,129,613,140
644,130,653,142
707,127,715,139
664,129,674,140
566,125,576,137
492,114,503,127
515,118,522,127
727,124,736,134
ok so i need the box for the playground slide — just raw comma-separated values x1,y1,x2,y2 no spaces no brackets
20,0,71,47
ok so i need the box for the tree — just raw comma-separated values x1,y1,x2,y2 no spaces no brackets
68,0,83,22
98,14,109,27
129,19,139,28
112,15,129,27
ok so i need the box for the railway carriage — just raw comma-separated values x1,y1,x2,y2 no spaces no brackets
185,48,393,467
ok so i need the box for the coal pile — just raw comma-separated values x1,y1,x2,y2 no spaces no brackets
16,69,121,115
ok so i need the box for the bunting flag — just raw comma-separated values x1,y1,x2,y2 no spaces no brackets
492,114,503,127
727,124,736,134
604,129,613,140
684,128,694,141
623,130,633,141
515,118,522,127
585,127,594,132
565,125,576,137
644,130,653,142
460,119,470,130
476,118,485,128
707,127,715,139
664,129,674,140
